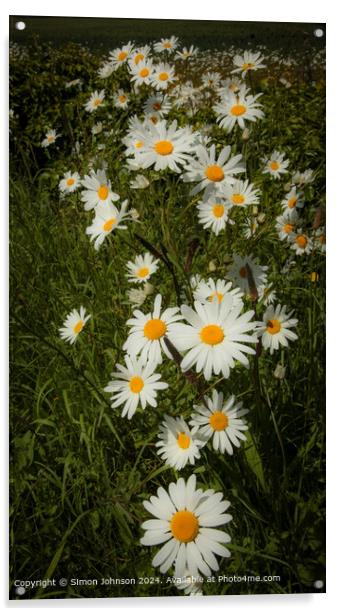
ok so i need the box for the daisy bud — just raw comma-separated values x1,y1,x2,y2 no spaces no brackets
143,282,154,296
252,205,258,216
242,127,250,140
130,208,140,220
257,212,266,223
130,174,150,190
208,260,217,272
284,181,292,192
127,288,147,307
274,363,286,379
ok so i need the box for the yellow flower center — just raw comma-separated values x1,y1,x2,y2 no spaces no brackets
230,104,246,116
137,266,149,279
119,94,127,103
134,53,144,64
135,140,144,149
212,204,225,218
118,51,128,61
73,319,84,334
283,223,294,234
239,266,247,278
103,217,116,232
266,319,281,335
288,197,297,209
270,161,279,171
232,193,245,205
139,67,150,78
94,98,102,106
47,135,55,143
144,318,167,340
66,178,75,186
159,72,169,81
242,62,255,70
98,185,109,200
170,510,199,543
129,376,144,393
154,140,174,155
296,235,307,248
177,432,191,449
209,411,228,431
209,291,224,303
153,102,162,110
318,234,326,244
163,42,172,49
200,324,224,346
205,165,225,182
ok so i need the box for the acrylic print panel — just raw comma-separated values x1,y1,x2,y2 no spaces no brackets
9,15,325,600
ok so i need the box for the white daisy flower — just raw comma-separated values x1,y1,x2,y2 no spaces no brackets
154,36,179,54
114,89,129,109
86,200,132,251
104,355,168,420
182,144,245,199
91,122,103,136
242,218,259,239
190,275,203,291
174,571,203,596
218,77,244,96
275,210,299,240
231,50,266,78
127,287,148,308
196,196,233,236
257,283,277,307
281,186,304,214
175,45,198,60
41,129,60,147
225,179,260,208
133,119,195,173
256,304,298,355
80,169,119,211
126,252,159,284
58,171,80,194
156,415,205,470
59,306,91,345
171,296,257,381
140,474,232,578
291,169,315,187
214,89,264,133
201,71,221,89
226,253,268,295
98,62,114,79
190,389,249,455
129,46,151,66
84,90,105,113
129,174,150,189
193,278,244,309
109,43,134,70
262,151,289,179
289,230,313,256
151,63,176,91
129,59,154,87
123,294,183,366
143,94,172,117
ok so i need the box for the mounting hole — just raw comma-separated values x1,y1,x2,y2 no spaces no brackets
314,28,324,38
313,580,324,589
15,21,26,31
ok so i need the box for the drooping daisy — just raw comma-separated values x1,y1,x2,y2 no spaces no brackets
129,59,154,87
196,196,233,235
58,171,81,194
231,50,266,78
171,297,257,381
289,230,313,256
84,90,105,113
133,119,195,173
262,151,289,179
151,63,176,91
143,94,172,117
114,89,129,109
291,169,315,187
41,129,60,147
80,169,119,211
123,294,183,365
126,252,159,284
182,144,245,198
154,36,179,54
156,415,205,470
281,186,304,214
256,304,298,355
193,278,244,309
225,179,260,208
129,174,150,189
175,45,198,60
140,474,232,578
98,62,114,79
190,389,249,455
313,227,326,253
86,200,131,250
226,253,268,295
174,571,203,596
104,355,168,420
214,89,264,133
109,43,134,70
275,209,299,241
59,306,91,345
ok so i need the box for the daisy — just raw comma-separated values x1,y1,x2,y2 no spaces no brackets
225,179,260,208
126,252,159,284
171,296,257,381
275,210,299,241
281,186,304,214
156,415,205,470
133,119,195,173
84,90,105,113
140,474,232,578
313,227,326,253
127,287,148,308
182,144,245,198
231,50,266,78
129,60,154,87
218,77,244,96
59,306,91,345
98,62,114,79
143,94,172,117
257,283,277,307
41,129,60,147
193,278,244,309
226,253,268,295
109,43,134,70
58,171,80,194
256,304,298,355
174,572,203,596
123,294,183,366
291,169,315,187
196,196,233,235
262,151,289,179
129,174,150,189
214,89,264,133
151,63,176,91
114,89,129,109
86,200,131,250
175,45,198,60
154,36,179,54
201,72,221,89
242,218,259,239
104,355,168,420
289,230,313,256
80,169,119,211
190,389,249,455
129,45,151,66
